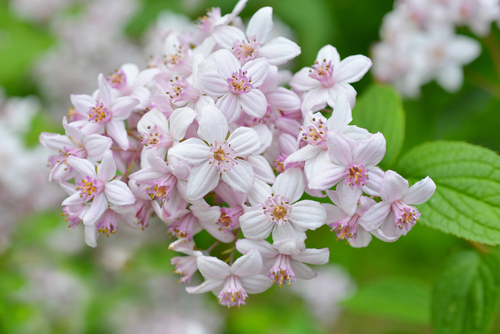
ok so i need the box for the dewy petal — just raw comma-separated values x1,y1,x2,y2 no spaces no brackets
227,127,260,157
308,164,345,190
316,45,341,65
258,37,301,66
247,179,273,207
380,170,409,203
292,248,329,265
289,67,321,92
221,160,255,194
272,168,305,203
240,210,273,240
242,58,269,87
212,25,247,49
337,181,362,217
358,201,392,231
67,156,97,178
111,97,139,120
83,134,112,161
97,73,113,108
289,200,326,231
236,239,278,258
186,161,220,200
239,89,268,118
83,193,108,226
240,275,273,293
197,255,231,279
335,55,372,83
401,176,436,205
216,93,240,124
327,131,353,167
186,278,225,294
290,261,317,280
197,104,228,143
352,132,386,166
106,119,129,151
231,248,263,277
97,150,116,182
246,7,273,44
104,180,135,206
168,138,211,166
327,92,352,132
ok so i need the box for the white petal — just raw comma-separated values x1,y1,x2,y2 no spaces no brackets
106,119,129,151
212,25,246,49
186,161,220,200
70,94,95,113
289,67,321,92
327,92,352,132
198,104,228,143
97,150,116,182
84,224,98,248
448,35,481,64
292,248,329,265
358,201,392,231
97,74,112,108
168,138,210,166
285,145,322,164
272,224,306,250
137,108,169,135
83,193,108,226
316,45,340,64
83,134,112,161
228,127,260,157
239,89,268,118
327,131,353,166
335,55,372,83
272,168,305,203
363,166,384,197
308,164,345,190
236,239,277,258
401,176,436,205
197,71,229,97
104,180,135,206
67,156,97,178
301,87,329,114
247,155,275,184
323,203,347,224
349,227,372,248
247,179,273,206
289,200,326,231
352,132,386,166
213,49,242,78
110,97,139,120
197,255,231,279
240,275,273,293
259,37,301,65
246,7,273,44
221,161,255,194
186,279,225,294
436,65,463,93
39,133,74,152
290,261,317,280
215,93,240,124
337,181,362,217
240,210,273,240
380,170,409,203
231,248,263,277
242,58,269,87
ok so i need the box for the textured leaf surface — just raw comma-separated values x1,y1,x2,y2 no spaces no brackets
352,84,405,168
432,251,500,334
397,141,500,245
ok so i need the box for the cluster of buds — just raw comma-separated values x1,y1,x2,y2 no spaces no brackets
372,0,498,97
40,0,436,308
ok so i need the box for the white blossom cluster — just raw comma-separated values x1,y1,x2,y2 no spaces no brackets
41,1,436,308
372,0,499,97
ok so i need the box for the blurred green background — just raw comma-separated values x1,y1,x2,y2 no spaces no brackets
1,0,499,333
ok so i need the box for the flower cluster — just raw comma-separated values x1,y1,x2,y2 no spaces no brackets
41,1,436,308
372,0,498,97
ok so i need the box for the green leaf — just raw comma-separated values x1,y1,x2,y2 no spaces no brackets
432,251,500,334
397,141,500,245
352,84,405,168
341,277,431,324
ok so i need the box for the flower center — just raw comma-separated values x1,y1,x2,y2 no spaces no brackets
330,213,361,244
392,201,420,231
88,102,111,124
232,36,261,63
227,69,253,94
168,213,197,240
218,275,248,309
217,207,243,233
344,163,369,190
76,176,104,201
309,59,335,87
301,117,328,148
107,69,127,90
197,7,221,32
140,125,172,149
146,173,177,204
96,212,118,237
209,141,237,172
264,195,292,227
269,254,295,287
171,255,198,284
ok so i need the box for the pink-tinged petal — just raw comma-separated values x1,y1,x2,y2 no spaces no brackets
308,164,345,190
273,238,301,255
358,201,392,231
168,138,210,166
39,133,74,151
289,67,321,92
333,82,357,108
236,239,278,258
350,227,372,248
62,117,84,144
327,92,352,132
104,180,135,206
242,58,269,87
198,71,229,97
169,107,197,140
134,67,161,88
272,224,307,250
213,49,242,78
246,7,273,44
301,87,329,114
303,150,331,181
379,213,406,240
248,155,275,184
61,192,85,206
285,145,322,164
216,93,241,124
352,132,386,166
147,152,170,174
186,279,225,294
83,134,112,161
323,202,347,222
290,261,317,280
215,182,245,206
202,219,236,243
259,37,301,66
401,176,436,205
228,127,260,157
83,193,108,226
212,25,247,49
327,131,353,166
67,156,97,178
198,104,228,143
316,44,341,65
266,87,301,111
240,275,273,293
71,94,95,113
239,89,268,118
337,181,362,217
111,97,139,120
292,248,329,265
129,166,162,183
231,248,263,277
137,108,168,134
259,65,279,94
106,119,129,151
273,168,305,203
240,210,273,240
84,224,98,248
363,166,384,197
251,124,272,154
247,179,273,206
186,161,220,200
380,170,409,203
121,63,139,83
221,160,255,194
289,200,326,231
97,74,113,108
197,255,231,279
97,150,116,182
335,55,372,83
81,121,105,137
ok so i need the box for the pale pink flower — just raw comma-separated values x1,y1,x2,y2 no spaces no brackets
186,249,272,308
169,238,203,284
213,183,246,233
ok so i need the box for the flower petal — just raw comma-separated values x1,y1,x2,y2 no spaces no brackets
272,168,305,203
197,255,231,279
168,138,210,166
247,179,273,206
212,25,246,49
246,6,273,44
380,170,409,203
327,92,352,132
292,248,329,265
111,97,139,120
228,127,260,157
67,156,97,178
231,248,263,277
221,160,255,194
239,89,268,118
289,200,326,231
308,164,345,190
240,275,273,293
258,37,301,66
186,279,225,294
97,150,116,182
242,58,269,87
247,155,275,184
97,74,112,108
401,176,436,205
104,180,135,206
83,134,112,161
236,239,277,258
83,193,108,226
316,44,340,65
358,201,392,231
352,132,386,166
215,93,241,124
186,161,220,200
290,261,317,280
289,67,321,92
335,55,372,83
240,210,273,240
106,119,129,151
301,87,329,114
198,104,228,143
337,181,362,217
169,107,197,140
